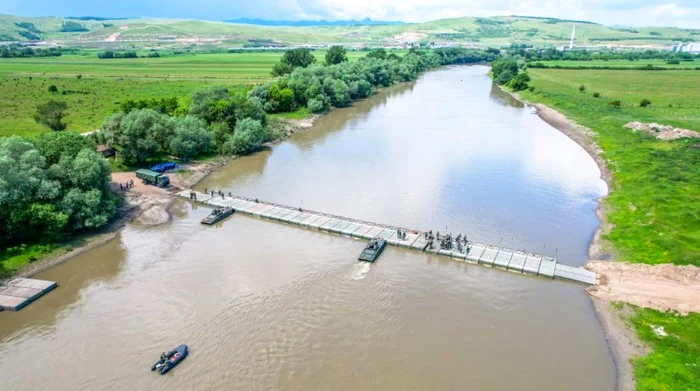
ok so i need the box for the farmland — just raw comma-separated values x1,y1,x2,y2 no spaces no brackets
530,59,700,69
0,50,370,136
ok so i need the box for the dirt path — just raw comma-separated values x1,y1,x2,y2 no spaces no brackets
587,261,700,315
105,26,128,42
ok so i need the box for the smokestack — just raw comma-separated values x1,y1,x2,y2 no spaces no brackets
569,24,576,50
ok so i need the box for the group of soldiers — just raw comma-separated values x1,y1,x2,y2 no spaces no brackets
423,230,470,253
396,229,409,240
119,179,134,192
201,188,232,200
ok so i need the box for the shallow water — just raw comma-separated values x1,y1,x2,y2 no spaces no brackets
0,66,614,390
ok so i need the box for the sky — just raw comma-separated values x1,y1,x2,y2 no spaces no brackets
1,0,699,28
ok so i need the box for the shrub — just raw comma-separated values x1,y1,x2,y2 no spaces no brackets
640,98,652,107
593,92,600,98
579,85,586,93
609,100,621,109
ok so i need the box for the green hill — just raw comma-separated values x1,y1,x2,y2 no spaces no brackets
0,13,698,48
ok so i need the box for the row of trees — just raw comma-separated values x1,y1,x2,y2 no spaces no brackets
256,47,495,115
97,51,138,59
0,133,116,247
102,86,274,162
509,47,698,63
0,44,62,58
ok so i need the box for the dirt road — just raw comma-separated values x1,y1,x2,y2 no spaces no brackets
587,261,700,314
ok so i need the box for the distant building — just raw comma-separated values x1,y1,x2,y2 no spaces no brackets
671,42,700,54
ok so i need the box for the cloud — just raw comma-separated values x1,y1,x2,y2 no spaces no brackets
2,0,700,28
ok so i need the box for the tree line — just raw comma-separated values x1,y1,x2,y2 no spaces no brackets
0,133,116,248
0,44,62,58
252,46,495,115
508,47,698,63
97,51,139,59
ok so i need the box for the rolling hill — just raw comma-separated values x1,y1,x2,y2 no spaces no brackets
0,13,698,48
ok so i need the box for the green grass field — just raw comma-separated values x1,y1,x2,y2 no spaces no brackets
532,59,700,69
0,51,370,136
521,68,699,267
616,303,700,391
521,68,699,390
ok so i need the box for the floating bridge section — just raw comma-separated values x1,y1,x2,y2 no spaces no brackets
179,190,597,285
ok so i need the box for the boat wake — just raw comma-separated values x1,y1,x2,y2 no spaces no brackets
350,262,371,280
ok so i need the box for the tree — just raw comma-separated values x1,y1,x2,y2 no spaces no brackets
593,92,600,98
307,96,328,113
34,99,68,131
221,118,265,155
0,136,115,246
169,116,213,160
579,85,586,93
491,59,519,85
325,79,350,107
271,62,294,76
325,46,348,65
508,71,530,91
366,49,387,60
267,85,295,112
188,85,230,124
609,100,621,109
640,98,651,107
102,109,174,163
48,85,58,93
280,48,316,68
33,131,94,165
76,74,82,80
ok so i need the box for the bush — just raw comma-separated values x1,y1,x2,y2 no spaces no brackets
579,85,586,93
221,118,265,155
507,71,530,91
48,85,58,93
609,100,621,109
640,98,652,107
593,92,600,98
666,59,680,65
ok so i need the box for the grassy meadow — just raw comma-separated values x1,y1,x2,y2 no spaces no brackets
520,68,699,267
521,68,699,390
616,303,700,391
0,51,369,137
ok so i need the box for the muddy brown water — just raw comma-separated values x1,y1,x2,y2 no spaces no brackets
0,66,615,390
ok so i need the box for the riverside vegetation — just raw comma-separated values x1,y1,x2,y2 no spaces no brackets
517,64,699,391
0,46,496,276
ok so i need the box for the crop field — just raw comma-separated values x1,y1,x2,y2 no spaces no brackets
531,59,700,69
0,51,369,136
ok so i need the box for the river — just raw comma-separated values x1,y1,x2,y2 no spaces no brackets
0,66,614,390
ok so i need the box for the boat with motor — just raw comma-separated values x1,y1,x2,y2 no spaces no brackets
201,207,234,225
151,344,188,375
358,237,386,262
